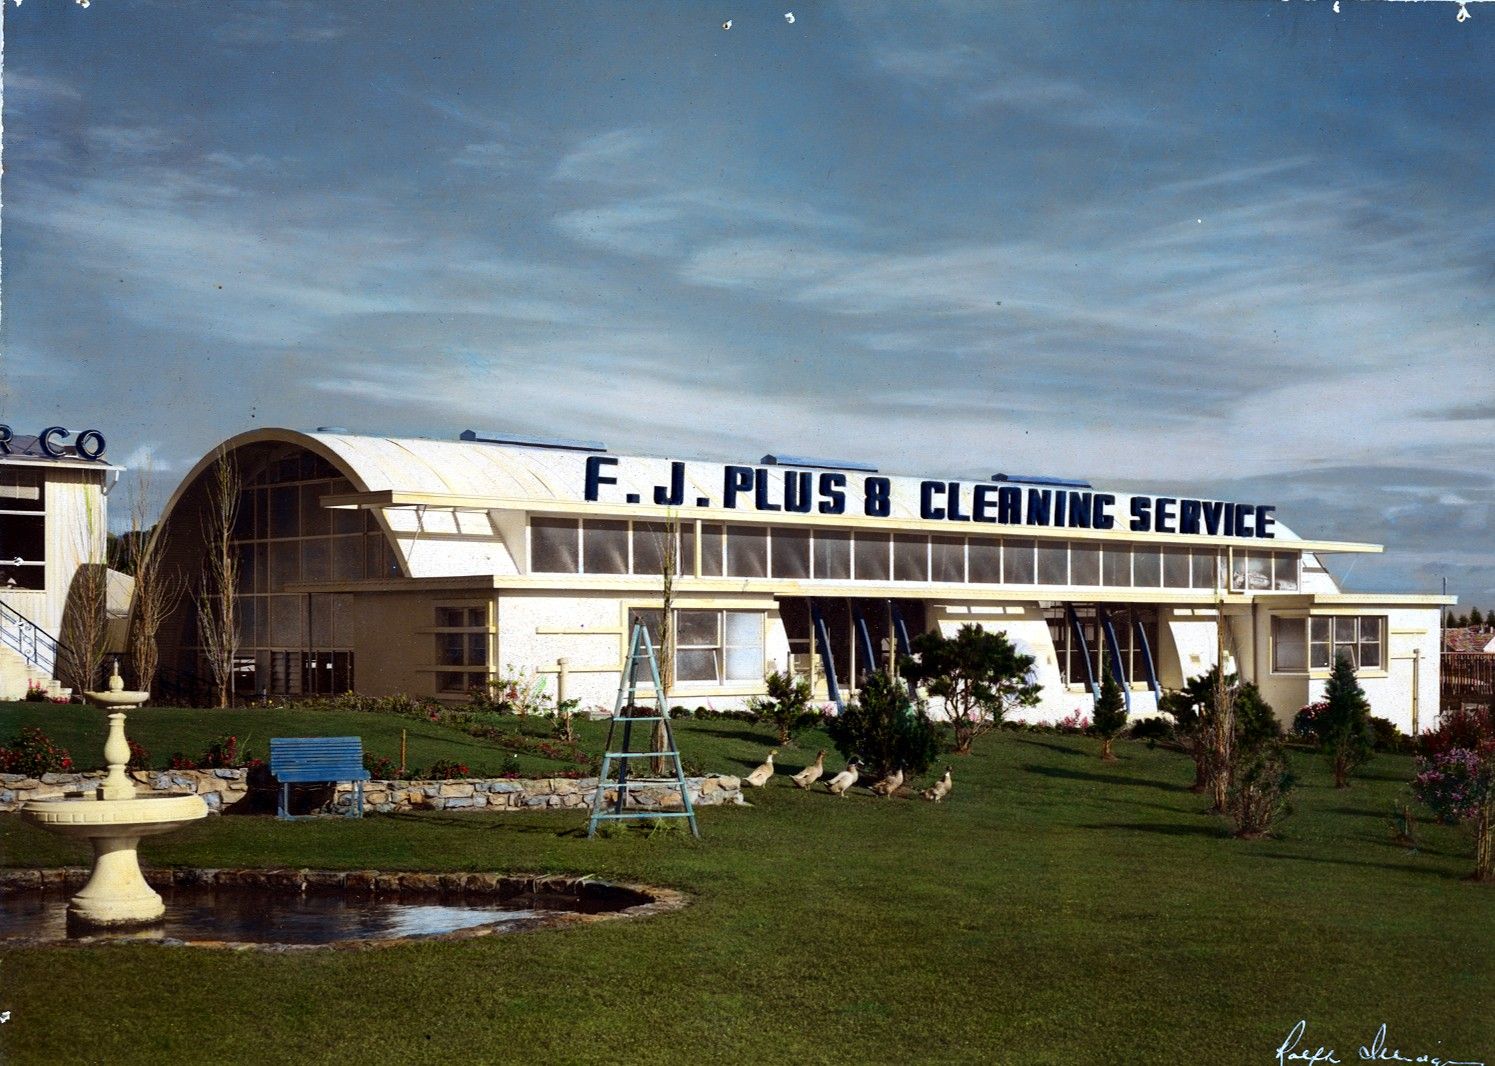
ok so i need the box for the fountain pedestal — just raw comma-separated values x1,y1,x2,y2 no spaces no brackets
21,712,206,929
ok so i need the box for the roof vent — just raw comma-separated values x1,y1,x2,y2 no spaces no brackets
315,426,350,434
991,473,1093,489
761,453,878,473
460,429,607,453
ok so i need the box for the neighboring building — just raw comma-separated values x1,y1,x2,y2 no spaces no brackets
152,428,1452,732
1444,627,1495,655
0,427,119,699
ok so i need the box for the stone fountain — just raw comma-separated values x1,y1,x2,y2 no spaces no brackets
21,711,207,928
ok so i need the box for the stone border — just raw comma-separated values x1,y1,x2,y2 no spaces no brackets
0,770,745,815
0,867,689,950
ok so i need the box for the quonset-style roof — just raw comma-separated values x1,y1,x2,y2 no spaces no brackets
159,428,1380,583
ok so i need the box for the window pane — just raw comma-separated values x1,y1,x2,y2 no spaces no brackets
700,524,724,577
1162,547,1190,588
1070,543,1100,586
1191,550,1218,590
1036,541,1068,585
854,533,890,581
1335,645,1359,669
724,611,761,647
583,519,629,574
438,672,468,693
725,645,761,681
1246,553,1271,591
1133,549,1161,588
531,518,580,573
677,609,719,647
772,527,811,579
467,607,485,627
631,522,666,577
1310,618,1331,643
1101,544,1130,587
270,486,299,538
1274,552,1299,591
1334,617,1357,644
435,607,464,627
679,523,695,575
931,536,964,583
1359,638,1381,669
968,539,1001,584
302,538,330,582
438,634,464,666
1310,641,1330,669
331,535,363,580
1273,617,1306,672
893,534,928,582
267,595,303,645
677,649,719,682
1004,539,1035,584
467,633,487,666
726,526,768,578
269,540,299,591
301,484,331,537
814,530,851,580
1230,552,1248,591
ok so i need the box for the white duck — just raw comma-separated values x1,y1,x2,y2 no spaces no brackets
791,750,826,790
744,750,777,788
870,767,904,798
922,767,953,802
826,759,861,797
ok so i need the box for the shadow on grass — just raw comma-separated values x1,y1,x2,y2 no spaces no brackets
1023,763,1191,793
1252,849,1466,880
1010,737,1087,758
682,727,779,746
1079,821,1230,839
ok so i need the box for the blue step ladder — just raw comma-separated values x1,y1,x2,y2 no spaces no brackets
587,622,701,839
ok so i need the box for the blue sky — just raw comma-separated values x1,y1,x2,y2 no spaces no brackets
1,0,1491,604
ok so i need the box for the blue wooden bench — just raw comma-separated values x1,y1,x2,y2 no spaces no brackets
269,736,370,820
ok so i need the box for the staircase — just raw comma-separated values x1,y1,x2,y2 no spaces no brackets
0,601,61,700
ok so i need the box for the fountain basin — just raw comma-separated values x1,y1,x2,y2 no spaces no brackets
21,794,208,928
0,869,687,948
82,690,151,710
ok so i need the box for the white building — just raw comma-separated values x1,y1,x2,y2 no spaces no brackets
152,428,1451,732
0,426,118,700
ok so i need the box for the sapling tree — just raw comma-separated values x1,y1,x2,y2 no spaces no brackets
1319,653,1374,788
826,670,939,779
1159,667,1282,794
902,623,1040,754
58,494,109,695
748,669,813,745
1091,656,1128,762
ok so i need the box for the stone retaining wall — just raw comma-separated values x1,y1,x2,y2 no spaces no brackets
0,769,744,815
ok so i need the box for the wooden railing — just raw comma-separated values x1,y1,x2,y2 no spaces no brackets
1442,653,1495,705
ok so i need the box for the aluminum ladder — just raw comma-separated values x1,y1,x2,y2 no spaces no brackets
586,622,701,839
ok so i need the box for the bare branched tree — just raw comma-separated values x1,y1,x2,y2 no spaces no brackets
126,463,185,696
58,490,109,695
1209,578,1235,813
651,513,680,775
196,448,240,708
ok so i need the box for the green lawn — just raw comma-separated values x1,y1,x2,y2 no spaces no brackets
0,714,1490,1066
0,701,590,777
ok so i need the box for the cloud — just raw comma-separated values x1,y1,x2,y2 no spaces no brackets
552,128,662,186
209,2,348,45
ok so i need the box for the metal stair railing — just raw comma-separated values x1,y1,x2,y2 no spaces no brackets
0,599,62,678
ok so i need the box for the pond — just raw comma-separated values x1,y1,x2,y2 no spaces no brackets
0,870,682,948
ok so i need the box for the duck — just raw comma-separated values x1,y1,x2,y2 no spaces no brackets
921,767,953,802
870,767,904,798
744,750,777,788
826,759,861,797
791,749,826,789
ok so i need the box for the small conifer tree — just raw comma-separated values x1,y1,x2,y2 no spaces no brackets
1319,653,1374,788
1472,607,1486,627
1092,656,1128,762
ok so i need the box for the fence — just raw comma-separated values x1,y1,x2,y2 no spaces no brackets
1442,653,1495,707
